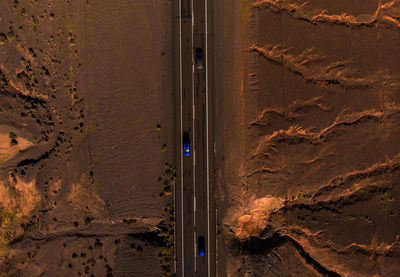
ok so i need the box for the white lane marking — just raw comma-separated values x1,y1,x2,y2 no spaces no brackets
205,0,210,276
191,0,196,274
179,0,184,276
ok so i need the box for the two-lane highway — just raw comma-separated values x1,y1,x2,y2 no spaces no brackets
175,0,215,276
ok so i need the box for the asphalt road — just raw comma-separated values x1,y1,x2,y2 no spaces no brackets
175,0,216,276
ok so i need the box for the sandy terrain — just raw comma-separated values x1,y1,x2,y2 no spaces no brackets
215,0,400,276
0,0,175,276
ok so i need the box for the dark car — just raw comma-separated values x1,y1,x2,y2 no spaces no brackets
195,48,204,69
183,132,190,156
198,236,205,256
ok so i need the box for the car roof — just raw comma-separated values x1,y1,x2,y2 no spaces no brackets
198,236,205,244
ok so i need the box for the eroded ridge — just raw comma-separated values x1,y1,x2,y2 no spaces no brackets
249,96,332,128
252,0,400,29
248,107,395,161
221,1,400,276
249,44,399,89
227,151,400,276
226,105,400,274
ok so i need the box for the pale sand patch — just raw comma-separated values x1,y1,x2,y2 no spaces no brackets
0,132,33,163
230,194,285,239
14,177,40,217
67,180,106,220
0,176,40,217
0,179,8,206
68,182,104,207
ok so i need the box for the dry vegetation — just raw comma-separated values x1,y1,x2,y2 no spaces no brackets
0,0,176,275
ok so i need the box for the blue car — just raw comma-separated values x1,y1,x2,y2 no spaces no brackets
183,132,190,156
198,236,205,256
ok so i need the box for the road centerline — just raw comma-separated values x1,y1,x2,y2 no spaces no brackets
178,0,184,275
205,0,211,275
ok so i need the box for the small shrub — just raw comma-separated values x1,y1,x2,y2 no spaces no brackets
94,240,103,249
122,218,137,225
9,132,18,146
84,217,91,225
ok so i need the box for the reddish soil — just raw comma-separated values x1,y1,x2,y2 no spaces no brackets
0,0,175,276
215,0,400,276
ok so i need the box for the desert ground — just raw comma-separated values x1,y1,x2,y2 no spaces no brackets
215,0,400,276
2,0,400,276
0,0,176,276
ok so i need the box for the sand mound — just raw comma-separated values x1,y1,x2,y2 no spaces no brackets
230,195,284,239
